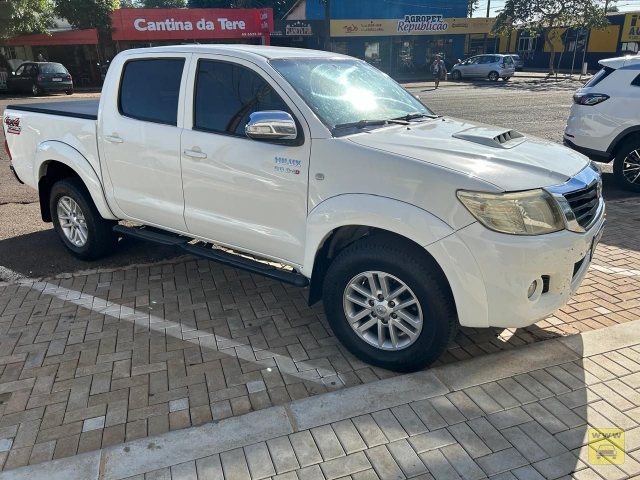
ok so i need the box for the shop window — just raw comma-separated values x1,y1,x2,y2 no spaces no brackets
398,41,414,70
1,47,17,60
119,58,185,126
622,42,639,53
518,37,537,52
194,60,290,137
331,42,348,55
365,42,381,66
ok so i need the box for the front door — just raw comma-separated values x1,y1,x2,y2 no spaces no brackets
180,56,311,265
100,55,190,232
459,56,480,77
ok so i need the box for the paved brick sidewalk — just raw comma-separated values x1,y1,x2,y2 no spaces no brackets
0,198,637,471
2,317,639,479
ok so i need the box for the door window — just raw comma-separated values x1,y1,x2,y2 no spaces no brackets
118,58,185,126
464,56,480,65
193,60,290,136
14,65,24,76
22,65,34,76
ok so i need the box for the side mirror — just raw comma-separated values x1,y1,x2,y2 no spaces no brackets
245,111,297,141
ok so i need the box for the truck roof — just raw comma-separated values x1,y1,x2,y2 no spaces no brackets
118,44,350,61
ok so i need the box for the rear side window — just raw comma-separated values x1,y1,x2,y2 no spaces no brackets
194,60,290,136
39,63,68,74
119,58,185,125
584,67,614,88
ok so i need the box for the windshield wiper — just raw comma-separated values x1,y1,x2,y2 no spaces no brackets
393,113,441,121
334,118,409,130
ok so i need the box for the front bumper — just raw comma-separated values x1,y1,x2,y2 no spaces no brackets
426,198,605,330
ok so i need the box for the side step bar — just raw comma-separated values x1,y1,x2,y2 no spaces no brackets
114,225,309,288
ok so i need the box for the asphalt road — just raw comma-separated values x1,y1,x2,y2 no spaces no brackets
0,76,632,279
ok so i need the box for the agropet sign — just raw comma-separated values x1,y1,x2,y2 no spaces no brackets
111,8,273,40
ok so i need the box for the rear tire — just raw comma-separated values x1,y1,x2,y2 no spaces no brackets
31,84,41,96
488,71,499,82
50,177,118,260
502,76,510,81
613,137,640,192
322,235,458,372
65,88,74,95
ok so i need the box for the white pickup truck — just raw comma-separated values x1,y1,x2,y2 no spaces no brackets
4,45,605,372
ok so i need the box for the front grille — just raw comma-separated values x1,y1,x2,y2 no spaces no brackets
563,181,600,228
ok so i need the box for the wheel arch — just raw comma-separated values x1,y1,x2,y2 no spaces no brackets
35,141,117,222
608,126,640,158
303,194,455,306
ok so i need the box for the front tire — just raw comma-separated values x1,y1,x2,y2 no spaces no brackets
322,235,457,372
613,137,640,192
50,178,118,260
451,70,461,81
488,71,499,82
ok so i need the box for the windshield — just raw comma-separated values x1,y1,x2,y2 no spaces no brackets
40,63,67,74
270,58,433,134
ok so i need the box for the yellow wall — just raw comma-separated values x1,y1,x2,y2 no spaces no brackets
499,35,508,52
543,28,567,52
588,26,620,52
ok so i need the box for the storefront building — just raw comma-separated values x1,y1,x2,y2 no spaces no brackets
1,28,101,88
110,8,273,50
302,0,474,75
270,19,325,51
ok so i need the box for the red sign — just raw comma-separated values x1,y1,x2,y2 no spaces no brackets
4,28,99,46
111,8,273,41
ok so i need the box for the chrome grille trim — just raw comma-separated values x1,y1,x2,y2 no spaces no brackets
545,163,604,233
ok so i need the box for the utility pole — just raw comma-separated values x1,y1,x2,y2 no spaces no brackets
483,0,491,53
323,0,331,51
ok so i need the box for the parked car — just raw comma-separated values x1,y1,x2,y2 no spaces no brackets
450,54,515,82
564,55,640,191
505,54,524,71
7,62,73,96
4,45,604,372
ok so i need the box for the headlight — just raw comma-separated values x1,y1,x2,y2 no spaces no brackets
457,189,565,235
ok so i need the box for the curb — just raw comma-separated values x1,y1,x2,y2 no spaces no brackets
2,319,639,479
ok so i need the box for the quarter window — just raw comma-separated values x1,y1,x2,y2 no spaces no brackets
632,73,640,87
119,58,185,126
194,60,290,136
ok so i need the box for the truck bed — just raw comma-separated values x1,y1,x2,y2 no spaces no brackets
7,99,99,120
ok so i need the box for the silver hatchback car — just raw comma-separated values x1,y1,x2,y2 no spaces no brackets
450,54,516,82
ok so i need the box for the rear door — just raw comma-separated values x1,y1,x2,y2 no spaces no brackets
462,56,481,77
476,56,494,77
100,55,191,231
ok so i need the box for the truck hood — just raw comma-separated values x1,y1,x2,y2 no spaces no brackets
347,117,589,191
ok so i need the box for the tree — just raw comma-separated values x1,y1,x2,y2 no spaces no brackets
53,0,119,34
492,0,609,74
0,0,54,39
468,0,479,17
141,0,186,7
606,4,619,12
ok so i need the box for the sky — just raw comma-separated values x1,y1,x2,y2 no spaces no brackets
477,0,640,18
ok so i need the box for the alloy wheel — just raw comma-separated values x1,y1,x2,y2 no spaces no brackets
57,196,88,247
343,271,423,351
623,149,640,185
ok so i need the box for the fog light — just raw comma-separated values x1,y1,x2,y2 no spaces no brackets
528,280,538,298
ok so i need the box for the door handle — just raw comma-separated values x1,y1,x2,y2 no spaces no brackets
183,149,207,159
105,135,123,144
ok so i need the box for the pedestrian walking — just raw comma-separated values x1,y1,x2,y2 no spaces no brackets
432,54,447,89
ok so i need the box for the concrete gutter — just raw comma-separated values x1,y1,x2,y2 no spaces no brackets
2,319,638,480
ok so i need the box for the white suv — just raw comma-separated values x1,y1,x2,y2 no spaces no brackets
564,55,640,191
